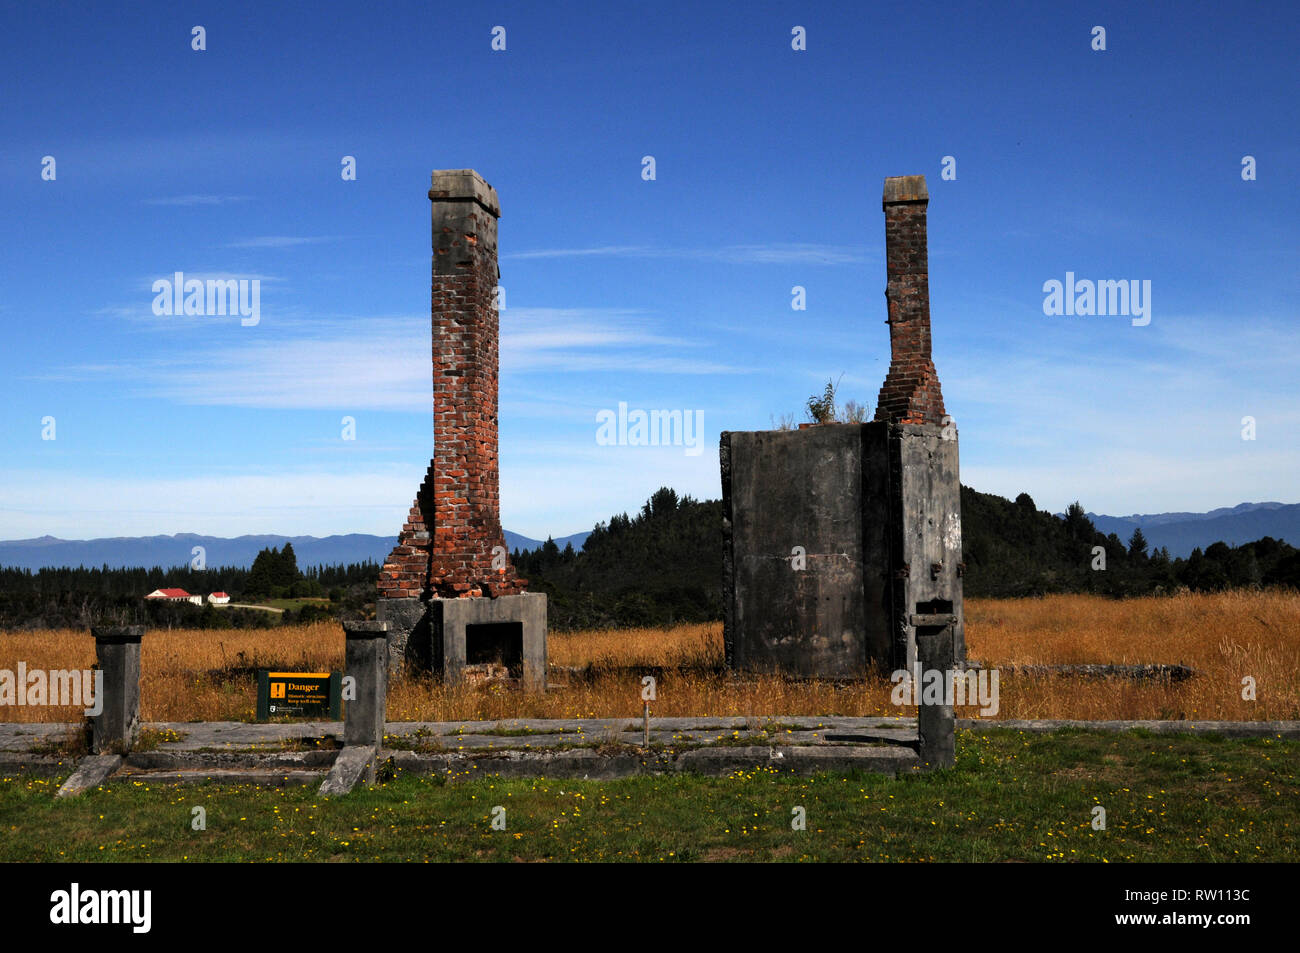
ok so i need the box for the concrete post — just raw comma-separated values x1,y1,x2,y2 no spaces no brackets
914,616,956,769
90,625,144,754
343,621,388,749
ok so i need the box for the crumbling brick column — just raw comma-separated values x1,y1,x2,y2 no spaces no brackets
378,170,526,603
875,175,947,426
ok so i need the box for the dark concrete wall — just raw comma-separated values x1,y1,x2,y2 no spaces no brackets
721,421,964,677
721,424,891,677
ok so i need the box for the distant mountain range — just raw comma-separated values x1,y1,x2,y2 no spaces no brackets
0,530,593,572
0,499,1293,570
1073,502,1300,558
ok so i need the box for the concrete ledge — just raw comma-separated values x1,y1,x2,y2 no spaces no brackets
124,769,324,787
384,743,917,781
10,716,1293,789
883,174,928,205
56,754,123,797
429,169,500,217
0,752,75,778
125,750,338,770
676,744,918,777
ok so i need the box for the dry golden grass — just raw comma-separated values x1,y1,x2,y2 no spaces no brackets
0,622,340,723
965,589,1300,720
2,590,1297,723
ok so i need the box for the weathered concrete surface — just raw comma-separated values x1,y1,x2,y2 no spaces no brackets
56,754,123,797
124,750,338,771
130,769,325,787
343,621,388,748
674,745,917,777
722,424,892,676
0,723,80,752
376,597,430,671
0,752,75,777
722,421,965,676
10,716,1297,759
91,625,144,753
891,423,964,671
386,743,917,781
319,745,376,796
136,721,340,751
12,717,1298,790
915,624,956,769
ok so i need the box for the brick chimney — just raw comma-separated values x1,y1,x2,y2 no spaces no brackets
874,175,947,426
378,170,526,600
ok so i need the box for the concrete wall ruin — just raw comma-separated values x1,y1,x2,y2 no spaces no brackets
722,175,965,677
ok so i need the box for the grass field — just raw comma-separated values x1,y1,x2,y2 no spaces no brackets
1,589,1297,723
1,730,1294,862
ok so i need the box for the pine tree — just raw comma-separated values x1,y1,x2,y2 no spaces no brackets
1128,527,1149,561
278,542,300,588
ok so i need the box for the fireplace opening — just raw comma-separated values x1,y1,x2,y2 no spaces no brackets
466,622,523,677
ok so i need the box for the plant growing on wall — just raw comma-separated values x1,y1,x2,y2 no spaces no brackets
806,378,838,424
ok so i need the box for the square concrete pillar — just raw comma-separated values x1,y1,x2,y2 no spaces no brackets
889,422,965,672
90,625,144,754
343,622,389,749
913,612,957,769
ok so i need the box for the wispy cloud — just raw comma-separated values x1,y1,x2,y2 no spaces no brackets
224,236,343,249
501,308,747,375
47,306,747,410
505,243,869,265
0,468,423,538
143,195,252,206
140,272,283,286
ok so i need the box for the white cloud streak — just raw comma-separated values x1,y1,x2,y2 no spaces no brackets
505,243,870,265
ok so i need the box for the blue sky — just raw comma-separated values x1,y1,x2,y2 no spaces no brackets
1,0,1297,545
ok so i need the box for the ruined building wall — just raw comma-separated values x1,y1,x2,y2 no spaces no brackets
378,170,526,605
723,174,963,675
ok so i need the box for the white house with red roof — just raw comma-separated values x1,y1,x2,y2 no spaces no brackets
207,591,230,605
144,588,204,605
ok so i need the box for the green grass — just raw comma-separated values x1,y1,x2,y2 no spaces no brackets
262,598,330,611
1,729,1296,862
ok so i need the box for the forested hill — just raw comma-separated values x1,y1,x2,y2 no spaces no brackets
3,486,1296,632
514,486,1300,629
513,488,722,630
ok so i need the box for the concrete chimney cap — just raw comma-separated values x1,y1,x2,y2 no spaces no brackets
882,175,928,207
429,169,501,217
